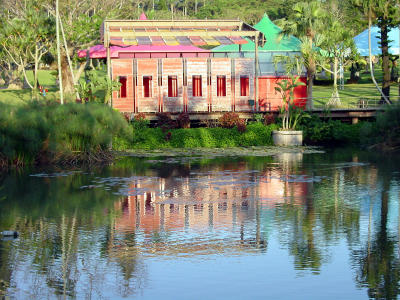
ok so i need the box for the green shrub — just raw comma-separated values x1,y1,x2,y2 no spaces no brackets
300,115,361,145
361,104,400,148
131,127,168,149
239,122,278,146
128,123,276,149
0,101,131,166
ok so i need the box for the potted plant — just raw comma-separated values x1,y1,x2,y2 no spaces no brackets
272,75,309,146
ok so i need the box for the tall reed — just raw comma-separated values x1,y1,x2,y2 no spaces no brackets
0,101,131,167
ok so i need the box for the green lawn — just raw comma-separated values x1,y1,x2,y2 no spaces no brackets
26,69,57,86
0,70,99,105
313,68,400,108
313,84,400,108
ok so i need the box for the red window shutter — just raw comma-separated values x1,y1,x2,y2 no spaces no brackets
217,75,226,97
168,76,178,97
119,76,127,98
192,75,202,97
143,76,152,98
240,76,249,96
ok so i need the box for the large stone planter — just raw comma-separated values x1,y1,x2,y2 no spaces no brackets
272,130,303,146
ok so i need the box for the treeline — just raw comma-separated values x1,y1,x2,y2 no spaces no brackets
0,0,364,91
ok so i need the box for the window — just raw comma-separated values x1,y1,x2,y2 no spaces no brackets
217,75,226,97
240,76,249,96
168,76,178,97
119,76,127,98
143,76,152,98
192,75,202,97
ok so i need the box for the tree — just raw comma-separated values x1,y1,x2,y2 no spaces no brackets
41,0,135,95
352,0,398,105
375,0,399,103
0,3,54,91
277,1,326,110
317,16,357,107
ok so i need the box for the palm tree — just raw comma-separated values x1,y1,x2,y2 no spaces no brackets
278,1,326,110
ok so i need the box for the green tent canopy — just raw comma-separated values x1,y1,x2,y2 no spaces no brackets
213,14,301,52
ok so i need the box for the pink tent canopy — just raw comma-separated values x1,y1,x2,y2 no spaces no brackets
78,44,210,59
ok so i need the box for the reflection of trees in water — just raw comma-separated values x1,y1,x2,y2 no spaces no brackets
0,212,147,299
274,152,323,272
275,155,366,273
352,175,400,300
0,170,147,299
275,201,323,273
104,225,147,298
0,240,11,298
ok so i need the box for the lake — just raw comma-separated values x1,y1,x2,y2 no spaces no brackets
0,148,399,299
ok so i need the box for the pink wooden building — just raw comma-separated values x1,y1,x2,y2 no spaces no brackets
97,18,307,114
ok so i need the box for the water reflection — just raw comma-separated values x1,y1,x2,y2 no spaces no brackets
0,149,399,299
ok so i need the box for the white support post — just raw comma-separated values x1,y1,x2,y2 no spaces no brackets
56,0,63,104
106,23,112,107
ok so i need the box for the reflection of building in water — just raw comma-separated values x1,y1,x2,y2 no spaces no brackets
115,177,256,234
258,169,309,205
115,162,310,235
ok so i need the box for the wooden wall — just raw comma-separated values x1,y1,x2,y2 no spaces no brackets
136,59,159,112
111,57,307,113
186,58,208,112
211,58,232,111
111,59,134,112
162,59,184,112
234,58,254,112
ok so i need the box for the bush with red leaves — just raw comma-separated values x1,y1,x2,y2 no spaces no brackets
218,112,241,129
177,112,190,128
134,112,147,122
264,113,276,125
165,131,172,141
236,119,247,133
156,112,178,130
